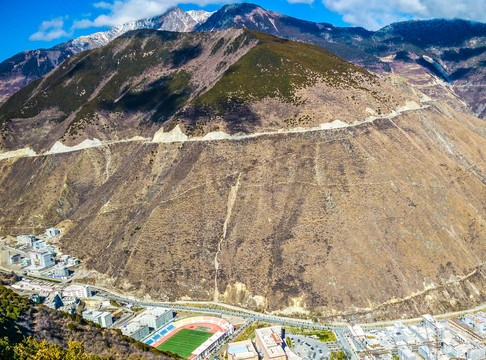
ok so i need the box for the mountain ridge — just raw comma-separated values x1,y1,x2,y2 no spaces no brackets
0,7,213,104
0,28,415,153
3,3,486,120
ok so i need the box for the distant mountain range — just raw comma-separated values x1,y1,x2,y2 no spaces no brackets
0,7,213,104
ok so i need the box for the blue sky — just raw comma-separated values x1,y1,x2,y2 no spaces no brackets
0,0,344,62
1,0,485,62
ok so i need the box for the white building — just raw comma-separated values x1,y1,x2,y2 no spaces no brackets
122,321,150,341
54,265,69,278
46,228,60,237
227,339,259,360
62,285,92,298
83,310,113,327
30,250,54,269
348,324,367,348
9,253,21,265
45,292,63,310
17,234,36,246
418,346,433,360
254,326,287,360
422,314,445,340
464,314,486,332
138,307,173,329
398,346,416,360
467,346,486,360
11,279,57,294
33,241,47,251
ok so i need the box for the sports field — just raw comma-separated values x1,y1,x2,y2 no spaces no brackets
157,328,213,359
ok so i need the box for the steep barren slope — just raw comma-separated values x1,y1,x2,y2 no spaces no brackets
1,99,486,321
1,27,486,322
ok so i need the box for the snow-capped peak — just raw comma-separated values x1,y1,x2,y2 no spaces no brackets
70,8,213,53
187,10,215,24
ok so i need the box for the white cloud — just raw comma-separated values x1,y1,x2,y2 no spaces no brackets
29,17,71,41
322,0,486,30
287,0,315,4
73,0,227,29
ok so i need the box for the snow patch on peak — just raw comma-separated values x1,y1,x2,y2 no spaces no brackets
187,10,214,24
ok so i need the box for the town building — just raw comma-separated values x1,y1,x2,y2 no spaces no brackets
33,241,47,251
62,285,92,298
17,234,36,246
348,324,367,348
418,346,433,360
138,307,173,330
391,322,415,345
83,310,113,328
466,346,486,360
448,318,484,342
44,293,63,310
11,279,58,294
122,321,150,341
29,250,54,269
254,326,287,360
46,228,60,237
54,265,69,278
61,297,79,307
422,314,445,340
192,331,226,360
398,346,416,360
9,253,21,265
227,340,259,360
464,314,486,332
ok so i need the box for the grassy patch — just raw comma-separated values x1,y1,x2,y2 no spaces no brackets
286,326,337,342
157,328,213,359
331,350,348,360
234,321,273,342
193,29,374,116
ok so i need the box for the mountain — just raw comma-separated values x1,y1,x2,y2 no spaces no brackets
197,4,486,120
1,27,486,321
0,7,212,104
0,28,405,152
2,3,486,120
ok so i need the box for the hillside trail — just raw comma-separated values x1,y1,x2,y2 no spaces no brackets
0,100,431,161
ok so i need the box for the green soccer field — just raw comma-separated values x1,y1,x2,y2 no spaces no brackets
157,328,213,359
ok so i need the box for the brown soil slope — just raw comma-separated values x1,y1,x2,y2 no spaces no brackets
1,100,486,321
